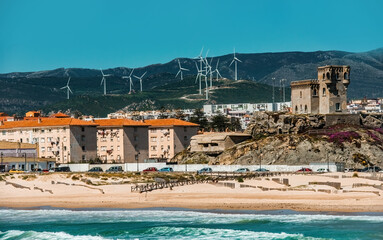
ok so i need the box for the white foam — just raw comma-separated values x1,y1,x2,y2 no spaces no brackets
0,209,382,226
0,230,108,240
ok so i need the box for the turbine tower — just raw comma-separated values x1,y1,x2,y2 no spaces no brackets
122,68,135,93
100,69,111,95
176,59,189,80
195,62,204,95
194,47,205,95
60,77,73,100
229,48,242,81
134,72,147,92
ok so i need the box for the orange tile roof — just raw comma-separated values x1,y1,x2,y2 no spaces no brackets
144,118,199,127
0,118,97,129
50,112,70,118
94,119,149,127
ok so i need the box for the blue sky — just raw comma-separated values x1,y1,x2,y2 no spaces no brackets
0,0,382,73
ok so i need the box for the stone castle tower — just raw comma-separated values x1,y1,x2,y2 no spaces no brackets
291,65,350,114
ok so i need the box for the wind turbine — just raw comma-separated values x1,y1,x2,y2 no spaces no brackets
60,76,73,100
213,59,223,80
229,48,242,81
194,47,205,95
204,57,214,89
100,69,111,95
122,68,134,93
195,62,205,95
176,59,189,80
134,72,147,92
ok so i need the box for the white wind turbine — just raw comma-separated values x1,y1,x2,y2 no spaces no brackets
176,59,189,80
60,76,73,100
204,57,214,89
134,72,147,92
213,59,223,80
100,69,111,95
229,48,242,81
122,68,134,93
194,47,205,95
195,62,208,99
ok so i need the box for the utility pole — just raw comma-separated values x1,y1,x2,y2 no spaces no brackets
272,78,275,111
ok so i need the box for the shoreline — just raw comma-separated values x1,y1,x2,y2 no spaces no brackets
2,205,383,216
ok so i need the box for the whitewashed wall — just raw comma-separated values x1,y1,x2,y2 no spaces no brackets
61,163,338,172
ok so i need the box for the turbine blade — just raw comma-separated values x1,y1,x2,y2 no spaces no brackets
176,70,181,78
141,72,147,78
199,46,204,57
60,86,66,90
67,77,71,86
129,68,135,77
133,75,140,79
216,59,220,69
178,59,181,68
100,69,104,76
68,87,73,94
229,59,235,67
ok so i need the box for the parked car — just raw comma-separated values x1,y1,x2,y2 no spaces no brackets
143,167,158,172
159,167,174,172
9,169,25,173
317,168,329,173
197,167,213,174
253,168,269,172
42,169,50,173
54,166,71,172
362,166,382,172
32,168,42,173
235,168,250,173
297,168,312,172
88,167,104,172
106,166,123,172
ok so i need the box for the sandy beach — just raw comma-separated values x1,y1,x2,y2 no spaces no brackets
1,172,383,212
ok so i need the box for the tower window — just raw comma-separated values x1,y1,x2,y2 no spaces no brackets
336,103,341,111
300,105,303,113
344,72,349,79
300,91,302,98
322,88,326,96
313,89,317,96
322,73,325,80
295,106,298,112
326,72,330,79
304,105,308,113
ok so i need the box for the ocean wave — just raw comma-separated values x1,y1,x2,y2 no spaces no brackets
0,230,108,240
139,226,324,240
0,209,382,225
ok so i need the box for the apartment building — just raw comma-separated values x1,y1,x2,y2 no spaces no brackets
144,119,199,160
0,118,98,164
94,119,149,163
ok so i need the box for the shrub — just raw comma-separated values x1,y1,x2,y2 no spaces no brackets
237,177,244,183
0,176,4,181
352,173,359,178
72,175,80,181
101,177,108,181
327,131,360,146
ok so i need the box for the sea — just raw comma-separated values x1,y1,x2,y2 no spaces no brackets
0,208,382,240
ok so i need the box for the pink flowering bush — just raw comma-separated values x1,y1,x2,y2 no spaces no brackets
327,131,360,146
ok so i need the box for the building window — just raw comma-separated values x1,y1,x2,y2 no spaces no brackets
134,127,137,132
101,137,107,142
184,127,187,132
2,131,5,135
161,145,164,150
47,147,52,152
82,155,86,161
151,137,157,142
313,88,317,96
117,136,120,142
63,136,67,142
344,72,349,79
64,146,67,151
326,72,330,79
300,91,302,98
322,88,326,96
117,145,120,151
184,136,188,141
322,73,325,79
134,136,138,141
81,135,85,141
295,106,298,112
150,129,156,133
167,136,170,141
336,103,341,111
47,137,53,142
161,136,164,142
82,146,86,151
151,146,157,151
81,127,85,132
304,105,308,113
101,146,107,151
300,105,302,113
41,147,45,152
40,138,45,143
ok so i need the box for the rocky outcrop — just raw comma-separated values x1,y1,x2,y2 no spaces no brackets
245,112,326,137
361,113,383,129
171,150,213,164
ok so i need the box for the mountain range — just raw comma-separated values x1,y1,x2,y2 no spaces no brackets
0,48,382,116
